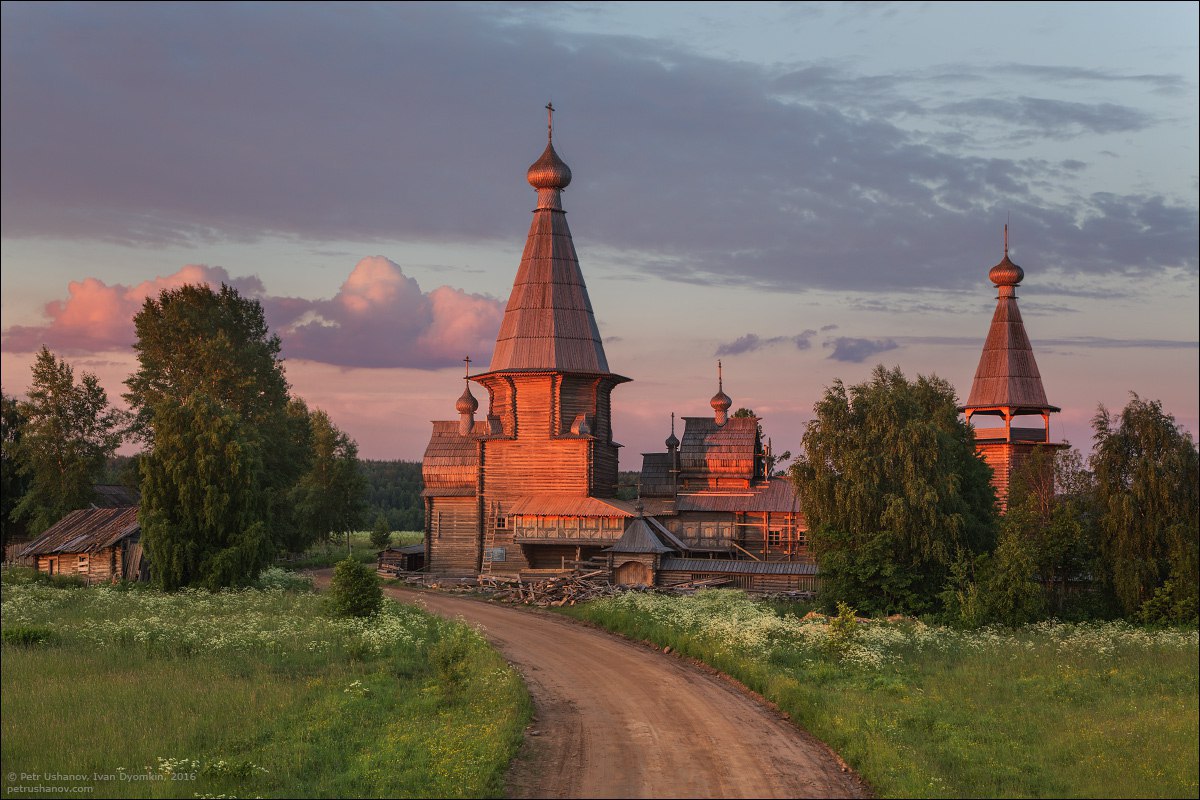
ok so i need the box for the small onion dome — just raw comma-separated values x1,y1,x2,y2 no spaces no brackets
527,142,572,190
456,383,479,415
665,430,679,450
989,253,1024,287
710,387,732,415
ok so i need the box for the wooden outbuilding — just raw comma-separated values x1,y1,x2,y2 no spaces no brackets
377,543,426,576
20,506,146,583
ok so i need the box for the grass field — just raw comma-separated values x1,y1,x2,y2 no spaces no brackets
561,590,1199,799
1,568,529,799
281,529,425,569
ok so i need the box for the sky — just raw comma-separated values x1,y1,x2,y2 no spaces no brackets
2,1,1197,464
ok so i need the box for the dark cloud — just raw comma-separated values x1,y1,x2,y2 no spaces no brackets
1,4,1195,297
714,330,817,356
825,337,899,363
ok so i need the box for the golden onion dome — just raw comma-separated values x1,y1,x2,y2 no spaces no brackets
455,383,479,415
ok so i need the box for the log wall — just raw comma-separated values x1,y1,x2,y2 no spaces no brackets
429,496,481,576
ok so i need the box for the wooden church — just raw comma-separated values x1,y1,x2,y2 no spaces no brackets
960,232,1065,508
421,111,814,590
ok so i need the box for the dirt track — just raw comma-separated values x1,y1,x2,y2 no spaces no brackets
313,573,867,798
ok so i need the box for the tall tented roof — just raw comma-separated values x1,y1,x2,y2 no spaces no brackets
964,245,1057,412
488,117,611,374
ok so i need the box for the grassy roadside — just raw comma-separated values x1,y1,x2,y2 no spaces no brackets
560,589,1199,799
1,567,530,799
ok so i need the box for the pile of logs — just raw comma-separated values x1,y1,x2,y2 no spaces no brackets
477,569,622,607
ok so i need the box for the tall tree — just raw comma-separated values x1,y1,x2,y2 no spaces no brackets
998,445,1100,617
139,393,272,590
10,348,124,535
1,391,31,547
125,283,307,588
790,365,997,615
1091,394,1199,621
290,407,366,553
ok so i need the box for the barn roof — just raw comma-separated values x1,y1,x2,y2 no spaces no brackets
506,494,635,518
963,249,1058,414
609,515,675,554
21,507,139,557
676,478,800,513
678,416,759,477
487,126,614,376
639,452,675,496
659,558,819,576
92,484,140,507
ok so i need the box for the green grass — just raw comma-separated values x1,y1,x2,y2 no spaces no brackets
280,529,424,568
1,567,529,799
560,590,1199,799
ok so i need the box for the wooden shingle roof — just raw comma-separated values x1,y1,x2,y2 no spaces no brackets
678,416,759,477
676,478,801,514
506,494,635,518
487,138,612,375
964,244,1057,414
609,516,675,554
21,507,139,557
421,420,484,497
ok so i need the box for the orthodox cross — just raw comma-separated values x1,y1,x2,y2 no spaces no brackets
546,101,555,141
463,355,472,379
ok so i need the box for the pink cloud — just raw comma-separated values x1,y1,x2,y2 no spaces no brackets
282,256,502,368
1,257,503,370
2,264,239,354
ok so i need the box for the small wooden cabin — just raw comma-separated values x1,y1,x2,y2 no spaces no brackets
20,506,145,583
377,543,426,576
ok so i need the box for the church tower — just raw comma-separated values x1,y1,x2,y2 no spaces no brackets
471,104,630,502
422,106,631,576
961,230,1064,509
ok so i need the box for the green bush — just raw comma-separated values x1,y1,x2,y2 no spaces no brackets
369,512,392,551
2,625,58,647
326,557,382,618
430,625,475,702
254,566,314,592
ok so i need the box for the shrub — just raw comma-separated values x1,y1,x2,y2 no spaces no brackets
430,625,475,702
3,625,58,647
254,566,314,592
327,557,382,618
369,512,392,551
826,601,859,654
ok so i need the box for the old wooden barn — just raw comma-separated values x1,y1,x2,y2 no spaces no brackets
19,506,147,584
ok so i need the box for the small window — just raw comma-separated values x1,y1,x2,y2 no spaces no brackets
768,530,783,547
78,554,89,569
495,516,507,529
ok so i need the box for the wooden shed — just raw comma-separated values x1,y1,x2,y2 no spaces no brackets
377,543,426,576
20,506,145,583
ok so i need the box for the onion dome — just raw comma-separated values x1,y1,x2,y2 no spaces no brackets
990,224,1024,287
710,361,732,415
665,412,679,450
989,253,1024,287
527,142,572,190
456,383,478,415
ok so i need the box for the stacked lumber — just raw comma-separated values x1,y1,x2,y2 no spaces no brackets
478,569,625,607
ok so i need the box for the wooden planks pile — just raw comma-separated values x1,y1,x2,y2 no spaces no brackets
478,569,620,606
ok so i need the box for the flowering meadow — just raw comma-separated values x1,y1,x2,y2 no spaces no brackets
1,568,529,798
564,589,1199,798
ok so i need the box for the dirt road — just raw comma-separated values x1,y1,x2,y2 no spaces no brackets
313,573,866,798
